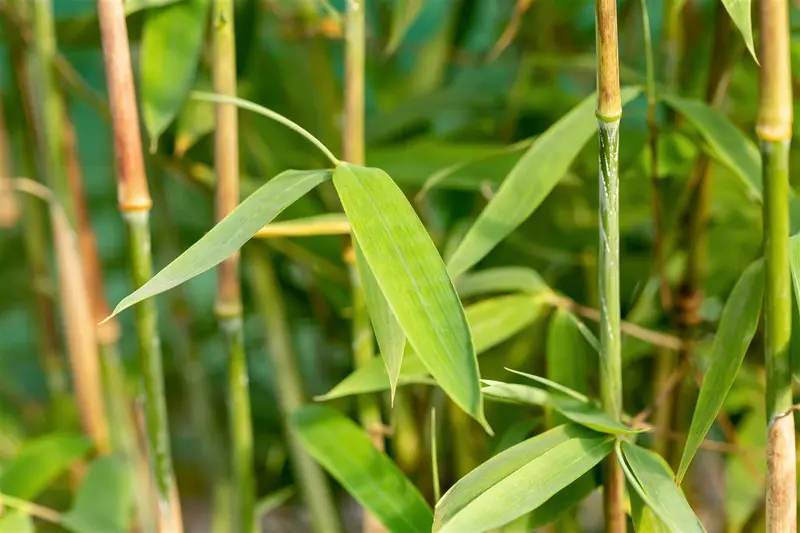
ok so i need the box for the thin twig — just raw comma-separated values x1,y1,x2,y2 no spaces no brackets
0,492,62,524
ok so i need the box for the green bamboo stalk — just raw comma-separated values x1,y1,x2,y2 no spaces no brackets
595,1,625,532
758,1,796,529
96,0,183,529
211,0,255,530
246,247,343,533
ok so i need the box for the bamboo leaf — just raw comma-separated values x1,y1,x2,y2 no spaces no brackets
528,470,598,529
482,380,552,407
0,433,92,500
333,162,487,430
354,240,406,402
255,213,350,238
107,170,330,318
141,0,209,146
721,0,757,62
386,0,425,54
174,72,214,156
0,512,34,533
318,293,545,400
292,405,433,533
446,87,641,278
677,260,764,483
124,0,184,15
661,94,761,199
454,266,549,299
62,457,133,533
629,489,671,533
433,424,613,533
620,442,703,533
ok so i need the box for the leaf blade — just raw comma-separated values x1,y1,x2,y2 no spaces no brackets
62,456,134,533
108,170,330,318
721,0,757,62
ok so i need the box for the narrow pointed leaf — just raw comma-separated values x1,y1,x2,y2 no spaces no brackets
721,0,757,62
333,162,487,429
292,405,433,533
255,213,350,238
629,489,671,533
108,170,330,318
141,0,209,145
62,457,133,533
386,0,425,54
446,87,641,278
454,266,549,299
621,442,703,533
318,294,544,400
528,470,598,529
677,260,764,482
482,380,552,406
433,424,613,533
661,94,761,199
0,433,92,500
174,72,214,156
354,241,406,401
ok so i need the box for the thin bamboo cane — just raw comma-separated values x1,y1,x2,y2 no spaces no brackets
247,247,343,533
211,0,254,530
758,2,796,530
595,1,625,531
96,0,183,530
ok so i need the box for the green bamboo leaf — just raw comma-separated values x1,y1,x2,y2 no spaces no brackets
481,380,552,407
333,162,487,430
528,471,598,529
433,425,613,533
107,170,330,318
454,266,549,299
620,442,703,533
62,457,133,533
0,433,92,500
124,0,184,15
317,293,545,400
0,511,34,533
677,259,764,483
174,72,214,156
629,489,671,533
547,307,593,426
354,240,406,402
661,94,761,199
386,0,425,54
446,87,641,278
141,0,209,147
292,405,433,533
721,0,757,63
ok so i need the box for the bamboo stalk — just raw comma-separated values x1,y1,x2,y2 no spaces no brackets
758,1,797,529
246,247,343,533
595,1,625,532
343,2,389,531
96,0,183,530
211,0,254,530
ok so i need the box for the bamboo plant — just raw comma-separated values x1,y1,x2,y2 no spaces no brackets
96,0,183,530
757,0,796,529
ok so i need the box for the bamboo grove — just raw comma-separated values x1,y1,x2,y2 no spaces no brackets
0,0,799,532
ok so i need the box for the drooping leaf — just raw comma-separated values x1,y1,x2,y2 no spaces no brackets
454,266,549,299
0,511,34,533
677,260,764,483
721,0,757,62
354,241,406,402
62,456,133,533
386,0,425,54
333,162,487,429
620,442,703,533
107,170,331,318
446,87,641,278
661,94,761,199
318,293,544,400
141,0,209,146
433,424,613,533
528,470,598,529
292,405,433,533
0,433,92,500
629,485,671,533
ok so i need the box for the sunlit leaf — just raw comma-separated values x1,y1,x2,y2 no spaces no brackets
433,424,613,533
0,433,92,500
292,405,433,533
620,442,703,533
629,485,671,533
62,456,133,533
446,87,641,278
454,266,549,299
108,170,330,318
354,241,406,401
661,94,761,199
333,162,487,430
318,293,545,400
721,0,757,63
677,260,764,483
255,213,350,238
0,511,34,533
141,0,209,146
